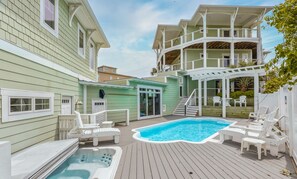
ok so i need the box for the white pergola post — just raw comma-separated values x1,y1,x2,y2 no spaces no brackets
198,79,202,116
180,48,184,70
254,74,259,113
222,77,226,118
83,85,87,113
203,42,207,68
204,80,207,106
226,78,230,99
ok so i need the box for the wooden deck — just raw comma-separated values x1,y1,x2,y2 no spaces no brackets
94,116,296,179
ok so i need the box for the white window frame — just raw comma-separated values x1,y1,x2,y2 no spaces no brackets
40,0,59,37
89,40,96,72
0,88,54,122
77,23,86,58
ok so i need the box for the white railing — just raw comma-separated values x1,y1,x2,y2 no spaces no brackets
167,58,258,71
162,27,258,49
184,89,197,116
58,109,129,140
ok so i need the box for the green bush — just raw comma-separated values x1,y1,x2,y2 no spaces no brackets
215,90,254,99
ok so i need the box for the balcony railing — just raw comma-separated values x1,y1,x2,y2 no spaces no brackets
163,28,258,49
164,58,257,72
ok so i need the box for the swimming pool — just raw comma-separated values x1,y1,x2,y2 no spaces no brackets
47,147,122,179
132,118,234,143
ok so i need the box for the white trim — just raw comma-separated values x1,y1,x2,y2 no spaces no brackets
89,40,96,72
78,23,86,58
40,0,59,37
0,39,94,82
0,88,54,122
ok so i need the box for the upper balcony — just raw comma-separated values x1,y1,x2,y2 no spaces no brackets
162,27,258,51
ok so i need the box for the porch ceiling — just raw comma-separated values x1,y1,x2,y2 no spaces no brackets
164,50,180,65
185,41,257,49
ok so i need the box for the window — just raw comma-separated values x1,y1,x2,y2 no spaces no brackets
110,76,113,80
78,23,86,58
40,0,59,37
10,98,32,113
89,41,95,71
1,88,54,122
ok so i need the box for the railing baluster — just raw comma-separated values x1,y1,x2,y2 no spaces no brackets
192,61,194,70
192,32,194,41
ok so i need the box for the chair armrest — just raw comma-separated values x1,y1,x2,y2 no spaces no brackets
79,126,100,130
84,124,99,127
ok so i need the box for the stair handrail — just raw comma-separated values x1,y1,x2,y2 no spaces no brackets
184,89,197,116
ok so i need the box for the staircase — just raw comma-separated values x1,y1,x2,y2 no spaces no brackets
173,97,188,116
173,89,199,117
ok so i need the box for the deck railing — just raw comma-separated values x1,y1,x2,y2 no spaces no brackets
162,28,258,49
165,58,257,71
184,89,197,116
58,109,129,140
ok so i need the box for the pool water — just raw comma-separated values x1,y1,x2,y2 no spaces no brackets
47,148,114,179
134,119,232,143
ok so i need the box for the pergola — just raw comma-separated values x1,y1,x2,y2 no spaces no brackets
187,65,266,117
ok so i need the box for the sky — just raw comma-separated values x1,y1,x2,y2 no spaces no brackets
89,0,284,77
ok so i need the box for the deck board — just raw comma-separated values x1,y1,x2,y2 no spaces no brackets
95,116,296,179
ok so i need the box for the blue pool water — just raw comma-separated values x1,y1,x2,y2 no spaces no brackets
135,119,232,143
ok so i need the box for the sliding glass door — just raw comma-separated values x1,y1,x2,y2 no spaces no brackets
138,87,162,119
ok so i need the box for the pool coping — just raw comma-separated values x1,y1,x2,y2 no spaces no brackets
131,117,237,144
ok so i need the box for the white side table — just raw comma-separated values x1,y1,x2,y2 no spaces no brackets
241,137,267,159
102,121,113,128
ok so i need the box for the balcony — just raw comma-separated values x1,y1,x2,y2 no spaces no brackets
166,58,258,72
163,28,258,50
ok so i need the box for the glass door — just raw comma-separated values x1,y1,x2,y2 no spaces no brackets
138,87,162,119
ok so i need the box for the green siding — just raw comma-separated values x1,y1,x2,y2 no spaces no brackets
0,0,97,81
162,78,179,115
0,50,82,153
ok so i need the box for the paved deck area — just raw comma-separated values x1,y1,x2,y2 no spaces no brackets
95,116,296,179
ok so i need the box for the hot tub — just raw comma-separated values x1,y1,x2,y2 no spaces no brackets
47,147,122,179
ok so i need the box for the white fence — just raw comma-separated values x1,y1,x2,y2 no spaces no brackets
259,85,297,164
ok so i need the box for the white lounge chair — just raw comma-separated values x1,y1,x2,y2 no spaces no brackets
249,106,269,121
67,111,120,146
213,96,221,106
219,109,278,143
234,95,247,107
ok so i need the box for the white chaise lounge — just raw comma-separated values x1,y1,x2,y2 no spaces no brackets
67,111,120,146
248,106,269,121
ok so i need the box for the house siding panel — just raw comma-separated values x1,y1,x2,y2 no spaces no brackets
0,50,81,153
0,0,97,81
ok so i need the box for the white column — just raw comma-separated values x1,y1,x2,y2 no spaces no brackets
230,42,234,66
203,14,207,38
163,54,166,71
257,25,263,64
83,85,87,113
185,49,188,70
180,48,184,70
254,74,259,113
203,42,207,68
230,15,235,38
198,79,202,116
226,78,230,99
0,141,11,179
162,30,166,49
183,24,188,42
222,77,226,118
204,80,207,106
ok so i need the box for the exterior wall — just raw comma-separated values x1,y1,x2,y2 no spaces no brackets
0,50,82,153
86,86,137,123
0,0,97,81
162,78,180,115
98,72,131,82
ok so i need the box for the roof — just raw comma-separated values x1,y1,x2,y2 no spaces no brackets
153,4,273,49
98,65,117,70
128,78,168,86
65,0,110,48
79,80,133,89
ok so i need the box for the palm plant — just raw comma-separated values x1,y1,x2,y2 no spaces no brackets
237,77,253,92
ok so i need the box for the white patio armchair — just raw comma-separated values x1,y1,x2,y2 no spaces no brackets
213,96,222,106
234,95,247,107
67,111,120,146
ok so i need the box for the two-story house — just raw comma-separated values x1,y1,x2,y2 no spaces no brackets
152,5,272,117
0,0,110,152
97,65,133,82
